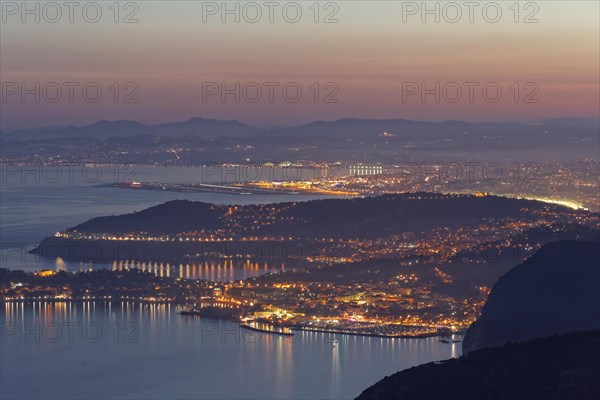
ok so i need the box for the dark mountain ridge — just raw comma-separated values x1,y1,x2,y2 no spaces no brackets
462,240,600,354
356,329,600,400
357,240,600,400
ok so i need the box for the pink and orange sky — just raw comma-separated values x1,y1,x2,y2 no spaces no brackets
1,1,598,130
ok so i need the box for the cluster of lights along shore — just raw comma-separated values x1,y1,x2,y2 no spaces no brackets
93,160,596,212
9,192,598,339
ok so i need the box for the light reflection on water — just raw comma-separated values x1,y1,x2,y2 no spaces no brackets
1,165,336,274
44,257,281,281
0,166,462,399
111,259,279,281
118,260,285,282
1,302,460,400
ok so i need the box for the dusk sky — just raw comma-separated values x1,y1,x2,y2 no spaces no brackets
1,1,599,130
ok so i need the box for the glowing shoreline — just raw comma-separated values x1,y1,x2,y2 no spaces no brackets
510,196,585,211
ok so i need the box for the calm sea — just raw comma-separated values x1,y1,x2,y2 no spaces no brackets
0,165,338,279
0,302,459,400
1,165,460,400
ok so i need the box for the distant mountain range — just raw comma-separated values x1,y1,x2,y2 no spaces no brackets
3,117,598,141
269,118,600,139
3,117,256,140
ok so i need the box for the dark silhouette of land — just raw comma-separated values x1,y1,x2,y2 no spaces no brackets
30,193,595,264
357,240,600,400
53,193,577,236
463,240,600,353
356,329,600,400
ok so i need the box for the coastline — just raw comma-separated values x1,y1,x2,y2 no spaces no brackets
240,322,295,336
289,326,463,340
1,299,461,340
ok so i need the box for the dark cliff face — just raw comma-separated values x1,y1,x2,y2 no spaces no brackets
462,240,600,354
356,240,600,400
356,330,600,400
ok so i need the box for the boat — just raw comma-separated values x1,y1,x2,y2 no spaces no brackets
178,306,238,318
179,309,201,316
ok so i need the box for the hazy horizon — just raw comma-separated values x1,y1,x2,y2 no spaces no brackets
4,114,600,133
2,1,598,131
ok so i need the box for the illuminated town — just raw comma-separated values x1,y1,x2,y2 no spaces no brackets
5,191,598,339
87,159,599,212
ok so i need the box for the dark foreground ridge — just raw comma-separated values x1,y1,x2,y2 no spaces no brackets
463,240,600,353
356,329,600,400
